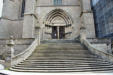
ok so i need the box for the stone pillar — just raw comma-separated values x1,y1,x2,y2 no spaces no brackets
7,36,15,67
22,0,37,38
57,26,59,39
38,29,41,45
80,0,95,38
80,27,86,43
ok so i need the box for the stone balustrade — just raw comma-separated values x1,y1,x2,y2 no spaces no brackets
81,37,113,63
11,37,39,66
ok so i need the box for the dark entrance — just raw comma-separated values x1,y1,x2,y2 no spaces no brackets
59,26,65,39
52,26,58,39
52,26,65,39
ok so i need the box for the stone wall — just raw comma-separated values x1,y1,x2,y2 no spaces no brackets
87,38,112,53
0,19,23,39
36,6,81,39
37,0,80,6
0,39,33,60
0,0,95,39
0,0,24,39
2,0,23,19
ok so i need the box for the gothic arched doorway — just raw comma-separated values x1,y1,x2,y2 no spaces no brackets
44,9,73,39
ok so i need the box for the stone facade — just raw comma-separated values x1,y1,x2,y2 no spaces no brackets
1,0,113,70
0,0,97,60
0,0,95,39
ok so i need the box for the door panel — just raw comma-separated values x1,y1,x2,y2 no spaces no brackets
52,26,58,39
52,26,65,39
59,26,65,39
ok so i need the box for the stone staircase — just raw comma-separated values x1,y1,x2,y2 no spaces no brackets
11,40,113,72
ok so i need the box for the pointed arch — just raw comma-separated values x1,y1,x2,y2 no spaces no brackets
44,9,73,26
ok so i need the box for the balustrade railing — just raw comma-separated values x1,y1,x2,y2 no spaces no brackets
7,30,41,67
79,31,113,63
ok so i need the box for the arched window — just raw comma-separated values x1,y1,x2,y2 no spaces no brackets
21,0,25,17
54,0,62,5
0,0,3,17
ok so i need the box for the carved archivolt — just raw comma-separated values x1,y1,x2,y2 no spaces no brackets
45,9,73,26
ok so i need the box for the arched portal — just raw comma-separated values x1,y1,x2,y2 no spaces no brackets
44,9,73,39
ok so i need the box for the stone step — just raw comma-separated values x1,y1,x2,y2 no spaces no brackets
19,61,109,65
39,43,81,45
11,67,113,71
31,52,94,55
23,59,109,63
10,67,113,72
33,52,91,54
37,46,83,48
34,50,89,53
28,55,98,58
16,63,112,68
13,65,113,69
41,40,79,43
39,43,81,46
26,58,104,62
35,49,88,51
21,61,109,65
31,54,95,57
10,68,113,73
38,44,82,47
31,52,95,55
37,44,83,46
28,55,97,60
18,62,111,66
19,60,109,64
37,45,83,48
27,57,99,60
35,48,85,50
33,52,92,55
34,49,89,53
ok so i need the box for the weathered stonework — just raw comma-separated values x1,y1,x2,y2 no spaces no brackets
0,0,98,61
1,0,113,70
0,0,95,39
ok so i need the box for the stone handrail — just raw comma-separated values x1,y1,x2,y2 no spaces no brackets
11,38,39,66
81,38,113,63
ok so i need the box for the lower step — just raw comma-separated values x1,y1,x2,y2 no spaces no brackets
10,67,113,72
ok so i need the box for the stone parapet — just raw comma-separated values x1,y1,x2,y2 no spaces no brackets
81,38,113,63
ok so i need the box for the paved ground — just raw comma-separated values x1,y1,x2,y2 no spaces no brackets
0,70,113,75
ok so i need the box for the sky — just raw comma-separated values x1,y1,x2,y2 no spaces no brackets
92,0,99,5
0,0,3,17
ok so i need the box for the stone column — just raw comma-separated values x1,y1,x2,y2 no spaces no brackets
80,0,95,38
80,27,86,43
7,36,15,67
38,28,41,45
22,0,37,38
57,26,59,39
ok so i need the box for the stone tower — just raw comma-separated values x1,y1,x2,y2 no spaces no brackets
0,0,95,40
